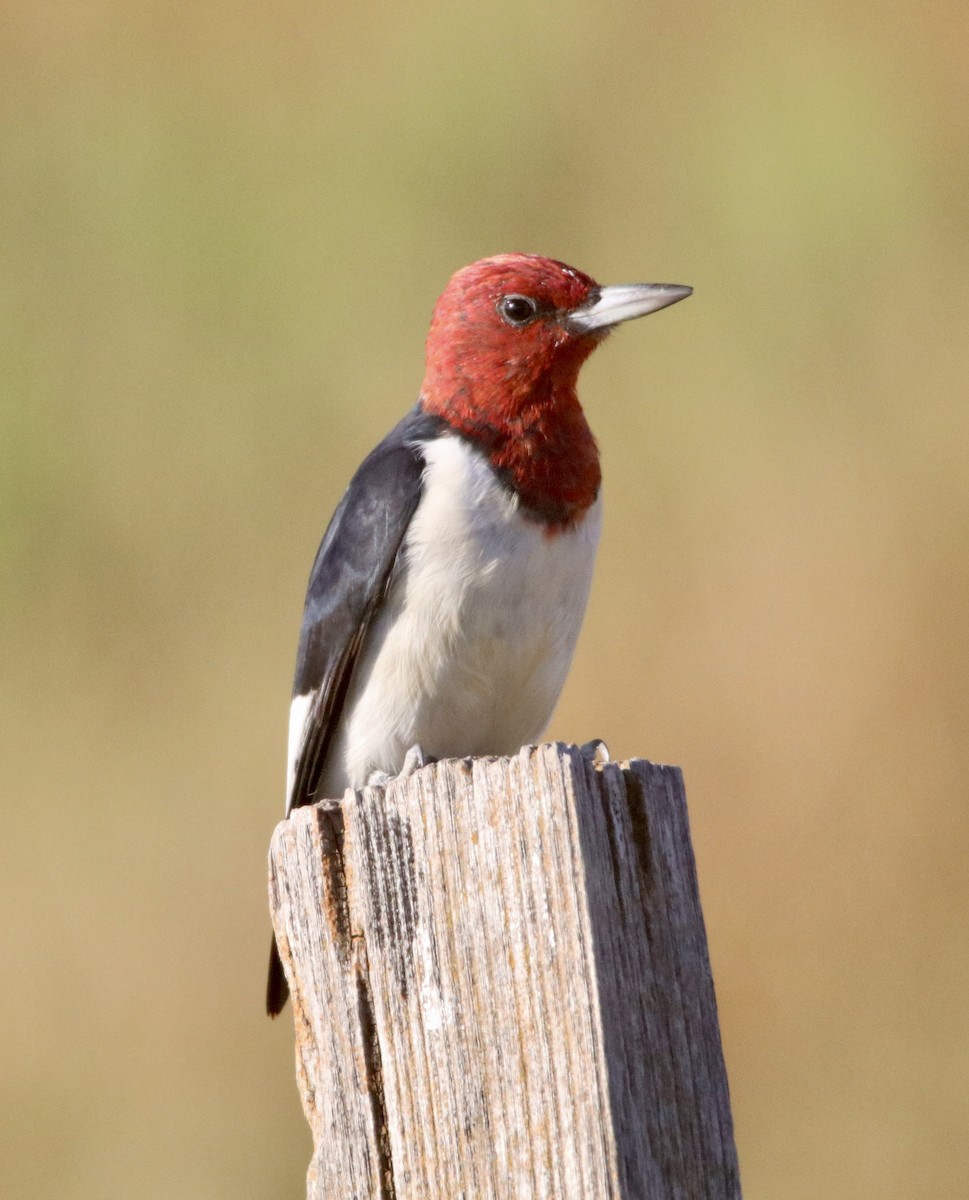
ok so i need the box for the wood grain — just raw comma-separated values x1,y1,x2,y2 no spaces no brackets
269,743,741,1199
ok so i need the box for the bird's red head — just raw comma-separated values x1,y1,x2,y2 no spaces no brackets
419,254,602,527
420,253,691,528
422,255,602,434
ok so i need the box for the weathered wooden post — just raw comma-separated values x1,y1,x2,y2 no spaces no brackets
268,742,741,1199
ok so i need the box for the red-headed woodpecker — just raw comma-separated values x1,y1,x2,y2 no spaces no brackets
267,254,690,1015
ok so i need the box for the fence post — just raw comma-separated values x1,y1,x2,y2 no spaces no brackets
268,742,741,1199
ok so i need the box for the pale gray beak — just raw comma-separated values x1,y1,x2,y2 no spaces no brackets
567,282,692,334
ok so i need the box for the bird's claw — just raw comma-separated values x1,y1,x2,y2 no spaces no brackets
401,743,436,775
580,738,611,765
366,744,436,789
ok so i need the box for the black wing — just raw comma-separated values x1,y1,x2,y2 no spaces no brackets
286,404,446,815
269,405,445,1016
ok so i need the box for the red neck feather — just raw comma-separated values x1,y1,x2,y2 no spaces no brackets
422,336,601,530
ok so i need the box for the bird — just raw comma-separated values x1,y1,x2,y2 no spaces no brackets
267,253,691,1015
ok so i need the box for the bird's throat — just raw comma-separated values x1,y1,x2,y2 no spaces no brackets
426,380,601,531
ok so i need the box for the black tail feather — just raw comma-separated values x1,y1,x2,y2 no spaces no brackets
266,937,290,1017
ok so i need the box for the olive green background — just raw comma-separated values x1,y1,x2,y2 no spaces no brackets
3,4,967,1197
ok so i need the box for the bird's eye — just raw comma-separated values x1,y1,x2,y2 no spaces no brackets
498,294,539,326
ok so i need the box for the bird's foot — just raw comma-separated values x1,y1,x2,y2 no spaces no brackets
366,744,437,788
580,738,611,765
401,742,436,776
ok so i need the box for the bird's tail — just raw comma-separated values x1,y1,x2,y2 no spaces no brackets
266,937,290,1017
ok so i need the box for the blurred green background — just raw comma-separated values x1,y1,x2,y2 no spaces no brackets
3,3,967,1197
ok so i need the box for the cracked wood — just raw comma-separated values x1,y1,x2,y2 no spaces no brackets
268,742,742,1200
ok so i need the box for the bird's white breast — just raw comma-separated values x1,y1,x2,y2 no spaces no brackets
315,435,601,797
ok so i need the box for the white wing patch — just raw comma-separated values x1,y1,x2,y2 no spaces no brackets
285,691,313,812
